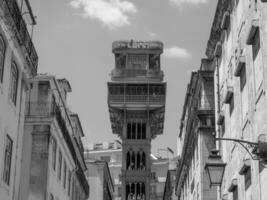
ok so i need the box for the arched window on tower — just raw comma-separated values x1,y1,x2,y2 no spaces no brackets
141,183,145,199
137,123,141,139
131,151,136,170
127,123,131,139
126,183,131,200
141,152,146,170
127,151,131,170
132,121,136,139
137,151,141,170
141,123,146,139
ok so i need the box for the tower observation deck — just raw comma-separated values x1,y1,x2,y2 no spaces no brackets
107,40,166,200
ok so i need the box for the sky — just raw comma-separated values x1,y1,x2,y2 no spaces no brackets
29,0,217,156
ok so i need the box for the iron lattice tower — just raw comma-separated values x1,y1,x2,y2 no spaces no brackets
108,40,166,200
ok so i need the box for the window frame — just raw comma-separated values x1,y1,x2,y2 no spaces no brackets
68,169,71,196
63,160,67,189
52,138,57,171
9,62,19,105
0,35,6,83
3,135,13,186
58,150,62,180
244,167,252,190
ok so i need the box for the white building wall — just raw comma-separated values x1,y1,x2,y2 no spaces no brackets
0,13,33,200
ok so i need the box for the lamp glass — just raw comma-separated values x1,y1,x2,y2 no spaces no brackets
206,164,225,186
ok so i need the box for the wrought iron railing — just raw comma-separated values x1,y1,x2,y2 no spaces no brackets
111,69,163,79
108,95,165,104
25,102,56,116
2,0,38,73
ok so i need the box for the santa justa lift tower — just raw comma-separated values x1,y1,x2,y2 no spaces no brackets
108,40,166,200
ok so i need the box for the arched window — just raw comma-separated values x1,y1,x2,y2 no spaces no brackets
127,123,131,139
127,151,131,170
137,151,141,170
131,152,136,170
0,35,6,83
142,152,146,170
10,62,18,105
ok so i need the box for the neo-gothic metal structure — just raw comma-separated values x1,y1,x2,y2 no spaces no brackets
108,40,166,200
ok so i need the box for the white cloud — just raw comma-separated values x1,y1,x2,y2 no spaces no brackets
169,0,208,7
69,0,137,30
164,46,191,59
148,32,157,39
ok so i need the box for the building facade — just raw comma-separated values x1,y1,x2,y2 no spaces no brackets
107,40,166,200
85,141,122,200
175,59,217,200
85,160,114,200
0,0,38,199
203,0,267,200
163,170,176,200
85,141,173,200
19,75,89,200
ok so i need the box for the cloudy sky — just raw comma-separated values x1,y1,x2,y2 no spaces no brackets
30,0,217,155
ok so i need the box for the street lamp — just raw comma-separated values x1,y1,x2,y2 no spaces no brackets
205,134,267,187
205,149,226,187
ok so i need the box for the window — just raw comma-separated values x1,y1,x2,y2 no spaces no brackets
229,96,234,116
233,186,238,200
244,167,251,190
127,121,146,139
58,150,62,180
118,186,122,196
221,118,225,136
9,62,19,105
127,54,147,69
243,167,252,200
49,194,54,200
240,65,248,121
63,161,67,188
52,138,57,170
252,28,263,92
3,135,12,185
68,170,71,196
0,35,6,83
101,156,111,162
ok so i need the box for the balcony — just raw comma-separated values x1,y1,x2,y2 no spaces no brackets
108,83,166,108
1,0,38,74
111,69,163,81
108,94,165,107
25,102,56,117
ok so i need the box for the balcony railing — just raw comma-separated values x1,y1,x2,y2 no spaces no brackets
2,0,38,74
111,69,163,79
108,94,165,105
25,102,56,116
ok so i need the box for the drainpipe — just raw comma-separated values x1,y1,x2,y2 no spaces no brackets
215,56,221,150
